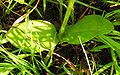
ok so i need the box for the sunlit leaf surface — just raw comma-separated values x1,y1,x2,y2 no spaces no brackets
6,20,57,52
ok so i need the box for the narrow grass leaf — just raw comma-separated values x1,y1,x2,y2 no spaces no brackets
101,35,120,58
63,63,73,75
91,45,110,52
111,49,120,74
105,9,120,18
93,62,113,75
0,63,16,75
75,0,102,11
0,46,38,74
39,60,54,74
98,35,120,74
111,30,120,36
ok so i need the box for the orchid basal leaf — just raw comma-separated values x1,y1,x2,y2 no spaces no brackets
6,20,58,52
62,15,114,44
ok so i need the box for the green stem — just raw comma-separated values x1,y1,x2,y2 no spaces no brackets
58,0,75,41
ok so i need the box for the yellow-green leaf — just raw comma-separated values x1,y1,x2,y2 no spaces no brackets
6,20,58,52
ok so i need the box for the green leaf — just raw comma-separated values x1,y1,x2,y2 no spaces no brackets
62,15,114,44
6,20,58,52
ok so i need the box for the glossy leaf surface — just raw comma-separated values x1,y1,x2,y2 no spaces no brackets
62,15,114,44
6,20,57,52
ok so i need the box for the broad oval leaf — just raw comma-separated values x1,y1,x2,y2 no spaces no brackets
6,20,58,52
61,15,114,44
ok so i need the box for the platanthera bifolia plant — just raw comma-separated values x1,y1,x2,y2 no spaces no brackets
1,0,120,74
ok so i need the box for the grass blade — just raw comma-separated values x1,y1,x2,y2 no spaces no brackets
75,0,102,11
93,62,113,75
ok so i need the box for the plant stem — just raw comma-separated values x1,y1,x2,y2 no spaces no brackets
58,0,75,41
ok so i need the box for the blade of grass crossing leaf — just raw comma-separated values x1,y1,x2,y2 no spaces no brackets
25,21,39,72
58,0,75,40
25,16,35,62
